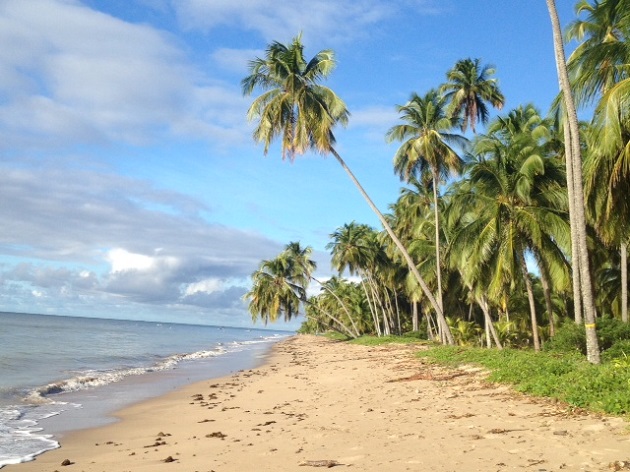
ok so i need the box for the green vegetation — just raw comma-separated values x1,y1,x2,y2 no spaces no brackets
243,0,630,366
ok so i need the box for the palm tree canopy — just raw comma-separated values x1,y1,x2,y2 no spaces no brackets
241,33,350,160
386,90,467,183
585,78,630,242
565,0,630,105
440,58,505,133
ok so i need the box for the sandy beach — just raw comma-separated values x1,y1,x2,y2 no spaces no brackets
7,335,629,472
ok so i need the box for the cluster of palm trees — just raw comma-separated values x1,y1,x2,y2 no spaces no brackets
242,0,629,363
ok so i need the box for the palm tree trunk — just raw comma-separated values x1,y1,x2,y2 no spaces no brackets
479,296,503,350
393,287,402,335
484,317,491,348
534,251,556,337
563,119,583,324
432,170,447,345
361,278,381,336
431,170,445,313
546,0,600,363
520,255,540,351
330,147,455,345
622,241,628,323
412,300,419,332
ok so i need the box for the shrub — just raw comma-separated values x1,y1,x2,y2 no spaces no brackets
543,321,586,354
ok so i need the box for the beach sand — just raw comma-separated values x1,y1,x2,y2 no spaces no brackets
7,335,629,472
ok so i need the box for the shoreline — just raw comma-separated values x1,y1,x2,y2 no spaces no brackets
6,335,629,471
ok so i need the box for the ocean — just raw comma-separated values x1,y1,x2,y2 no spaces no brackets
0,311,291,468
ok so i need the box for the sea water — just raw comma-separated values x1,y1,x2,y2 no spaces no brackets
0,312,291,467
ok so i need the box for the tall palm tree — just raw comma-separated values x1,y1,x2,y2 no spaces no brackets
450,105,571,351
565,0,630,107
242,34,454,343
387,179,436,333
567,0,630,325
547,0,601,363
386,90,466,342
586,80,630,322
440,58,506,133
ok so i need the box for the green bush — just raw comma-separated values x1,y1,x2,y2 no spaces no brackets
543,322,586,354
602,339,630,362
544,318,630,358
597,318,630,350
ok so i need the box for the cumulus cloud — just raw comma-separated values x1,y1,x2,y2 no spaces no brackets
0,0,249,150
0,162,282,317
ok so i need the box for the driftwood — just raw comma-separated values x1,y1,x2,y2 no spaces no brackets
298,459,340,468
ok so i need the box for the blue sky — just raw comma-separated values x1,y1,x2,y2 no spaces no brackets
0,0,577,329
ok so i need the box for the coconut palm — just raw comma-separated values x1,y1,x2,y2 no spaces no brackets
284,241,361,336
585,79,630,322
567,0,630,325
565,0,630,107
386,90,466,342
547,0,601,363
242,34,454,344
327,222,395,335
440,58,506,133
450,105,572,351
387,179,436,333
245,256,304,325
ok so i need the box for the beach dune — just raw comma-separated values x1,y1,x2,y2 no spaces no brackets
7,335,629,471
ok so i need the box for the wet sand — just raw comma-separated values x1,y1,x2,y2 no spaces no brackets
7,335,629,471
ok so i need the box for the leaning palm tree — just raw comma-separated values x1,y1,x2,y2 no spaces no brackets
242,34,453,343
440,58,505,134
547,0,601,363
386,90,466,342
285,241,361,336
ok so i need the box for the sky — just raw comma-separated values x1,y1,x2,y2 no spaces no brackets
0,0,578,329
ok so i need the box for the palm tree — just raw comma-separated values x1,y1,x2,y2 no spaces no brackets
450,105,571,351
565,0,630,107
440,58,506,134
566,0,630,325
245,256,304,325
246,245,358,338
327,222,393,335
386,90,466,342
285,241,361,336
586,80,630,322
242,34,454,344
547,0,601,363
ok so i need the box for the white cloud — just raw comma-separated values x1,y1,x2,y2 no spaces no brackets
107,249,163,273
0,162,282,312
171,0,441,43
173,0,389,43
184,278,227,297
0,0,248,150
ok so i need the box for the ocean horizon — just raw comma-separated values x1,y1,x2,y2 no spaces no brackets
0,311,292,467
